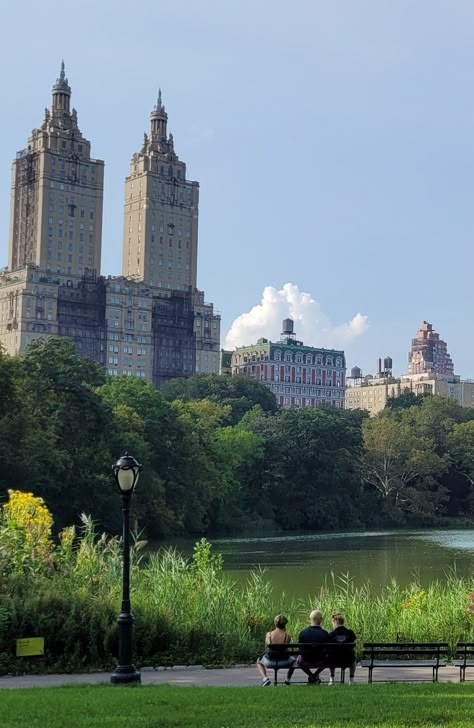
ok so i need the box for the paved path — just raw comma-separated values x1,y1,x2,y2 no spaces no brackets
0,664,463,689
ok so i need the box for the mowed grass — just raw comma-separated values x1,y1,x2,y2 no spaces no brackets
1,683,474,728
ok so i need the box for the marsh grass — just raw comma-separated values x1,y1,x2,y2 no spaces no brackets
1,524,474,674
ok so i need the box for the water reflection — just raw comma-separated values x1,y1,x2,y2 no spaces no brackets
160,530,474,598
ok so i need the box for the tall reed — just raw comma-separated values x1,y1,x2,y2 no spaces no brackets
1,529,474,674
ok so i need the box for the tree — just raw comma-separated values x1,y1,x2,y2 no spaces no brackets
240,407,366,530
386,391,428,410
161,374,278,424
448,420,474,486
97,377,189,536
362,412,448,519
11,338,114,529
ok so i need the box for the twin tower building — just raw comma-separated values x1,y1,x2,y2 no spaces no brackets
1,64,220,383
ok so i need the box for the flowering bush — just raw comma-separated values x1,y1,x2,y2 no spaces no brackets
0,490,54,576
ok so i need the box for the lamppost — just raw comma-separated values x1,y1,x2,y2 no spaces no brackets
110,453,142,685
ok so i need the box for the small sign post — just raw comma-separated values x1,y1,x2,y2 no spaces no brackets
16,638,44,657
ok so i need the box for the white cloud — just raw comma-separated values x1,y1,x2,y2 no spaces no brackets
224,283,369,351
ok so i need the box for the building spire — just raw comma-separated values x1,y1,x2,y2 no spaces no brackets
52,60,71,115
150,88,168,139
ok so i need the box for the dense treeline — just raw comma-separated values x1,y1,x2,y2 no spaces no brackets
1,337,474,537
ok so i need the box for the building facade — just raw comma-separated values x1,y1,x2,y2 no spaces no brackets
345,373,474,415
407,321,454,378
345,323,474,415
193,290,220,374
345,376,408,415
122,91,198,292
0,65,220,382
231,319,346,409
9,63,104,277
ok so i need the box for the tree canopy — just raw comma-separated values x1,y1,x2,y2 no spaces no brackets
1,338,473,537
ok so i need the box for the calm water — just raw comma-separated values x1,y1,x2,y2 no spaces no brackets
162,530,474,598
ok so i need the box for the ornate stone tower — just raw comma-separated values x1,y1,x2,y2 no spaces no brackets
8,62,104,275
122,91,199,290
407,321,455,378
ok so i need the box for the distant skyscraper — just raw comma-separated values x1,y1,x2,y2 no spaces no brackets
1,66,219,380
8,63,104,276
407,321,454,378
122,91,198,290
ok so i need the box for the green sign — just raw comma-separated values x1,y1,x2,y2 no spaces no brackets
16,637,44,657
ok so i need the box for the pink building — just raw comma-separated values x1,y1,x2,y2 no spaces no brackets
230,319,346,409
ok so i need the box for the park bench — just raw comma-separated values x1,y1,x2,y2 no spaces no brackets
265,642,356,686
361,642,449,683
454,642,474,682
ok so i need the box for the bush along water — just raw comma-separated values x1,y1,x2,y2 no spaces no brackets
2,490,474,674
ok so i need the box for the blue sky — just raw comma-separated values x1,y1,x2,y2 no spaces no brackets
0,0,473,376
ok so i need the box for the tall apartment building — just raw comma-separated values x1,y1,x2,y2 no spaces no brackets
121,91,220,369
230,319,346,409
407,321,454,378
9,63,104,276
0,65,219,381
345,323,474,415
122,91,198,291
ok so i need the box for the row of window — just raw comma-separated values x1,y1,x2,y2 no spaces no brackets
272,385,343,397
108,333,148,343
280,397,343,409
107,369,147,378
237,352,343,367
108,345,148,356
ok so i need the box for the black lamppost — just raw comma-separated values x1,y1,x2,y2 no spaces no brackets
110,453,142,685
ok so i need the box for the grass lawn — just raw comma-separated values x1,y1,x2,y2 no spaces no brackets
1,683,474,728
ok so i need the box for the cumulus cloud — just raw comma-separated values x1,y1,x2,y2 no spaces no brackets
224,283,369,351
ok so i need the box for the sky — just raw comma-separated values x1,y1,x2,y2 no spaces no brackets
0,0,473,377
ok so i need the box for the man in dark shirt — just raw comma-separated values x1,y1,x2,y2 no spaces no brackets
326,612,357,685
285,609,328,685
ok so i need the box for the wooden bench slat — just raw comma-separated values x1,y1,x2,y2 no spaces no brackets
364,642,448,647
361,660,447,667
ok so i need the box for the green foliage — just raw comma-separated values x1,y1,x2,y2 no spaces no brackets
0,339,473,536
161,373,278,424
2,513,474,674
386,390,429,410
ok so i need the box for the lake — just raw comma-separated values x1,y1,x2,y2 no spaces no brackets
163,530,474,598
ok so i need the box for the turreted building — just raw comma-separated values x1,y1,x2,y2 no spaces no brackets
122,91,198,292
0,65,219,382
9,63,104,276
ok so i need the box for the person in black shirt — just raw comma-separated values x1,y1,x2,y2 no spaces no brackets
326,612,357,685
285,609,328,685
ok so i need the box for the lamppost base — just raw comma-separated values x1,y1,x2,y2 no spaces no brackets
110,666,141,685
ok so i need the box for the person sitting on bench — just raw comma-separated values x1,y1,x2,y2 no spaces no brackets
285,609,328,685
326,612,357,685
256,614,295,687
